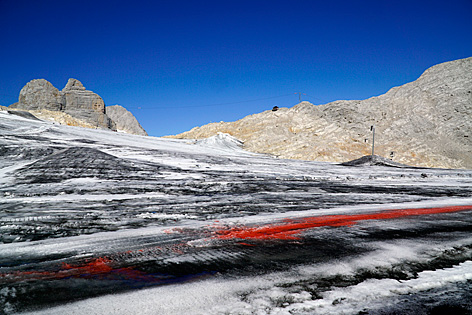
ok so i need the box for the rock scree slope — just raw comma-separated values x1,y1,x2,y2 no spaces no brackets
169,57,472,169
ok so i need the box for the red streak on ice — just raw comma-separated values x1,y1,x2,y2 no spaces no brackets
61,257,113,274
1,257,110,282
2,205,471,282
215,205,472,241
1,240,199,284
1,257,159,283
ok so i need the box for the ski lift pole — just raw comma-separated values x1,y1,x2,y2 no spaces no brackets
370,125,375,156
295,92,306,102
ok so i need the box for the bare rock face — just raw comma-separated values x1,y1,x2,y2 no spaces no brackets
170,57,472,169
106,105,147,136
9,78,116,130
62,78,86,91
60,78,114,130
8,78,148,134
10,79,63,111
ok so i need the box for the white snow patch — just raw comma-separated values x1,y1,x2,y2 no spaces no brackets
195,132,244,152
137,213,199,220
283,260,472,314
24,260,472,315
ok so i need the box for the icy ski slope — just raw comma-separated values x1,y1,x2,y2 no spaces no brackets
1,111,472,314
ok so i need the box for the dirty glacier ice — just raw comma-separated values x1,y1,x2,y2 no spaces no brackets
1,111,472,314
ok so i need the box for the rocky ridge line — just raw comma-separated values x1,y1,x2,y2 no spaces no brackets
10,78,114,130
8,79,147,135
169,57,472,169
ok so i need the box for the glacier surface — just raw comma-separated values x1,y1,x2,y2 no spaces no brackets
1,111,472,314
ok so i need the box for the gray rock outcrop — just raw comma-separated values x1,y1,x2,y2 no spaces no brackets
60,79,115,130
170,57,472,169
62,78,86,91
9,78,116,130
106,105,148,136
10,79,63,111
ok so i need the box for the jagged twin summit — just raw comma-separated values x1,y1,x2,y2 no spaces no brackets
9,78,147,136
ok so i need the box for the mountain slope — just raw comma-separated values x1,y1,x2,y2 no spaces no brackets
1,102,472,314
106,105,148,136
170,57,472,168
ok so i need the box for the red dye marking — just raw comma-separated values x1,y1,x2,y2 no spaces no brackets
1,241,193,284
215,205,472,241
61,257,113,274
3,205,471,284
0,257,161,283
1,257,114,283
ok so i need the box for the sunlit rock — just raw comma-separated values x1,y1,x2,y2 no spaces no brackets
106,105,147,136
169,57,472,169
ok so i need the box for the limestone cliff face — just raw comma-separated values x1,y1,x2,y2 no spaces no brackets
12,79,63,111
9,78,121,131
60,78,114,130
169,57,472,169
106,105,148,136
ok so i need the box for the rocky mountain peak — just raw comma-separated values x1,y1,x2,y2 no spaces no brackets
62,78,86,91
8,79,147,135
15,79,62,111
169,57,472,169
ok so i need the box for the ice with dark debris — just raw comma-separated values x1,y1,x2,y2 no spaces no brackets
22,243,472,315
341,154,421,168
6,110,41,121
2,111,472,314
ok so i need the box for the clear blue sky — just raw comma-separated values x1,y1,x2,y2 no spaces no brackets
1,0,471,136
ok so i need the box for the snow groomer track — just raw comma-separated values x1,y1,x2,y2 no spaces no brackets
1,112,472,314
